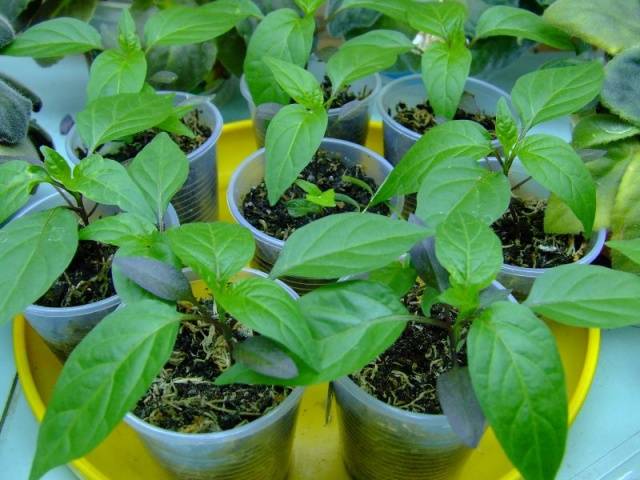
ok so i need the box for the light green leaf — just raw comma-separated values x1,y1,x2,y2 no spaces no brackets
525,264,640,327
371,120,492,205
607,239,640,267
127,132,188,225
511,62,604,130
572,114,640,149
327,30,413,92
2,17,102,58
337,0,411,23
610,146,640,245
475,6,573,50
79,213,156,247
409,1,467,40
86,49,147,101
495,97,519,157
265,104,328,205
69,154,156,222
219,277,317,367
117,8,140,52
421,37,471,119
435,212,503,291
518,134,596,234
263,57,323,109
469,301,567,480
244,9,315,105
294,0,325,15
0,160,48,223
601,47,640,127
166,223,255,292
271,212,431,279
30,300,182,480
0,208,78,325
416,157,510,228
544,0,640,55
41,147,71,185
76,92,174,153
368,261,417,297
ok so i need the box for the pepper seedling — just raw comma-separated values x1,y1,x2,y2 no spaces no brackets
287,178,364,217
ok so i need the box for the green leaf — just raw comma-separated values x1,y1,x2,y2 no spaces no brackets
68,154,156,222
511,62,604,130
265,104,328,205
0,208,78,325
286,199,324,217
435,212,503,291
371,120,492,205
544,0,640,55
233,336,299,379
2,17,102,58
30,300,182,480
368,261,417,297
199,0,263,20
117,8,140,52
468,301,567,480
112,256,192,302
263,57,323,109
271,212,431,279
219,277,317,368
337,0,411,23
86,49,147,101
607,239,640,267
475,6,573,50
495,97,519,157
294,0,325,15
518,134,596,234
0,160,48,223
573,114,640,149
421,37,471,119
601,47,640,127
525,264,640,328
166,223,255,292
409,1,467,40
41,147,71,185
244,9,315,105
76,92,174,153
610,146,640,246
416,157,511,228
79,213,156,247
127,132,188,225
327,30,413,92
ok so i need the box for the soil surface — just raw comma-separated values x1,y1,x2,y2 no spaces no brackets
76,110,211,162
350,283,462,415
36,240,116,307
321,76,370,109
492,197,588,268
135,303,289,433
392,100,496,135
242,149,389,241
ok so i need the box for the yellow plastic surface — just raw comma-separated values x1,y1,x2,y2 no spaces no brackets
13,120,601,480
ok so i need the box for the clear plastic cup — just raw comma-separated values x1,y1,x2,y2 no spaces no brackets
14,192,179,359
227,138,402,292
66,91,223,223
124,268,304,480
240,60,381,148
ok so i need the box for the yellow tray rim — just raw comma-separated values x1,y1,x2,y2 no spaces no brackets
13,119,602,480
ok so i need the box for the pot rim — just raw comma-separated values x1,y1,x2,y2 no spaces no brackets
65,90,224,165
226,137,396,251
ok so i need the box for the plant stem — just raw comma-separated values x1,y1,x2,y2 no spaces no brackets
511,175,533,192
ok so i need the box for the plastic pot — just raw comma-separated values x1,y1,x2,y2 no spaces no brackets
333,281,512,480
227,138,401,293
240,60,381,148
13,192,179,359
124,268,303,480
66,91,223,224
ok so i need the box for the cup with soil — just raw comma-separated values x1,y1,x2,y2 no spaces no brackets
65,91,223,224
227,138,401,293
333,278,513,480
124,268,303,480
240,59,381,148
15,192,179,360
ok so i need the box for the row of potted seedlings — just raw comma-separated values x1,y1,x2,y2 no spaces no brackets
1,1,640,480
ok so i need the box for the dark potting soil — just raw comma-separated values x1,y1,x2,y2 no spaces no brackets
134,305,289,433
36,240,116,308
392,100,496,135
76,110,211,162
350,283,463,415
321,76,370,109
242,149,390,241
492,197,588,269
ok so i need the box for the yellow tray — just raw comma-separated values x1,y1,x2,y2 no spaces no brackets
13,120,600,480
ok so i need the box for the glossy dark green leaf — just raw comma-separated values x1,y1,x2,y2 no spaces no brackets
30,300,182,480
468,301,567,480
113,255,192,302
0,208,78,325
601,47,640,127
233,336,299,379
86,49,147,101
0,160,48,223
572,114,640,149
79,213,156,247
